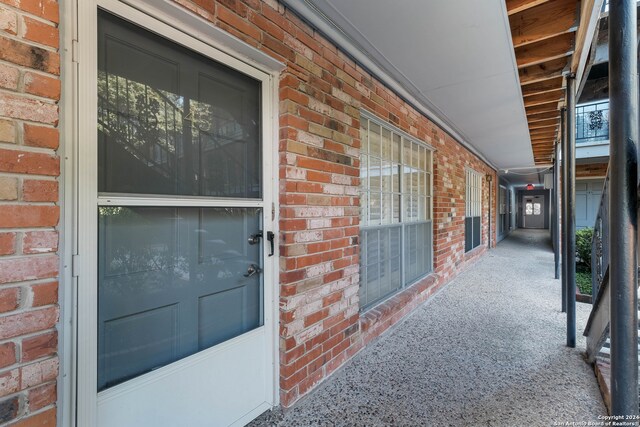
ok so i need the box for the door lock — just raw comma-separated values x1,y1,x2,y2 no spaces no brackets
248,232,263,245
243,264,263,278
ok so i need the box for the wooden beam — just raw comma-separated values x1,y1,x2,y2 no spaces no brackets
571,0,604,77
526,101,560,115
527,111,562,122
529,119,559,130
515,32,574,68
522,76,564,97
523,89,564,107
519,57,569,85
510,0,578,47
506,0,551,15
530,135,557,142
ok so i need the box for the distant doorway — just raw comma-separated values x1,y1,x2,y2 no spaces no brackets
523,195,545,229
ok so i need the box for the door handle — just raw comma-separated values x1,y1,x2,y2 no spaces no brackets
243,264,263,278
266,231,275,257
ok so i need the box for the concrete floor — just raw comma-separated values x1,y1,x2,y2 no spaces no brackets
250,229,606,426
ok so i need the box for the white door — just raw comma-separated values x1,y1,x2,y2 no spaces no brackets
76,3,276,426
523,195,545,229
576,179,603,229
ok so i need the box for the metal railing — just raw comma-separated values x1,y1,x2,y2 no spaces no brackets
584,167,610,363
576,101,610,144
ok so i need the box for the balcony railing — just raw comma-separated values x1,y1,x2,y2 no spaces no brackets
576,101,610,144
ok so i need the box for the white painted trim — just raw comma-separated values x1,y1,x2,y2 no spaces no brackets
74,1,280,425
58,0,78,425
98,196,265,208
281,0,500,171
120,0,285,73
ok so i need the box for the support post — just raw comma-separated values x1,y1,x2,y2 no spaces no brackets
566,77,576,348
554,145,560,280
561,107,568,313
609,0,639,416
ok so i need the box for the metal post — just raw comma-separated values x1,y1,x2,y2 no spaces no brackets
566,76,577,348
561,107,567,313
554,150,560,280
609,0,639,416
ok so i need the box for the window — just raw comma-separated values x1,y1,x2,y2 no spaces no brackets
359,115,433,309
465,169,482,252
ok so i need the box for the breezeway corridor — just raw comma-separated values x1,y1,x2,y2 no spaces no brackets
252,229,606,426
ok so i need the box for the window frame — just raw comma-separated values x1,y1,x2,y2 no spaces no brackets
465,167,483,252
359,111,435,310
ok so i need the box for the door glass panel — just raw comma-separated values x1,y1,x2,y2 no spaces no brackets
525,202,533,215
533,203,541,215
97,11,261,198
98,206,263,391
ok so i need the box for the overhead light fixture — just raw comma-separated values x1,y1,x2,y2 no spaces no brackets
526,183,535,190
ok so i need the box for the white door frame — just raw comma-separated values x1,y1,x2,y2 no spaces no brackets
72,1,281,425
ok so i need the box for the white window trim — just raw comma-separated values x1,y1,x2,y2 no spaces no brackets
65,1,281,425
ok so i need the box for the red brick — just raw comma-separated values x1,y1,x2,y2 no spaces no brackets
27,381,55,412
23,72,60,100
0,307,57,340
30,281,57,307
0,63,18,90
0,343,16,369
20,358,57,389
22,179,58,202
0,288,19,313
22,331,56,362
0,206,59,228
0,6,16,35
22,231,58,254
22,17,58,48
0,93,57,124
0,0,59,23
0,368,19,397
0,255,57,285
217,5,260,41
10,407,56,427
0,233,15,255
0,149,58,176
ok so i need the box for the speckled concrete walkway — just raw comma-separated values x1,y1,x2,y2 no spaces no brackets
250,229,606,427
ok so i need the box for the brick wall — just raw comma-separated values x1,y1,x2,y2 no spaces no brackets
0,0,499,424
172,0,497,407
576,162,607,178
0,0,60,425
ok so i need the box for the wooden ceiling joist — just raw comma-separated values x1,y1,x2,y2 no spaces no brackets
518,56,569,85
527,111,561,122
515,32,575,68
506,0,551,15
510,0,578,47
526,101,560,116
529,120,559,131
521,76,564,97
523,89,564,107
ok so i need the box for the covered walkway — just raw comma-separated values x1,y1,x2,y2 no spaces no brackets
252,229,606,426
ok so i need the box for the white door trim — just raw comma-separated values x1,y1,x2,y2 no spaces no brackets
73,1,280,425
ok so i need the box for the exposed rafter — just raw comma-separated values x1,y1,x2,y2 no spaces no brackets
509,0,578,47
506,0,552,15
529,119,560,130
519,57,569,85
526,101,561,116
524,89,565,107
515,32,575,68
522,76,565,97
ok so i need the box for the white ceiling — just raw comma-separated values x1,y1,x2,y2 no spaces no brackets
284,0,534,170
